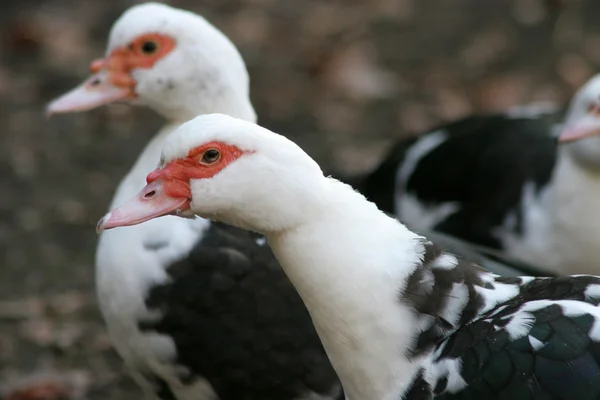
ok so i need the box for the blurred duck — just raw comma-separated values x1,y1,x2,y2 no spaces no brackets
99,113,600,400
359,74,600,276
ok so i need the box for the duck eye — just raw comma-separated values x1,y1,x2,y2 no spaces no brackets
201,149,221,164
141,40,159,55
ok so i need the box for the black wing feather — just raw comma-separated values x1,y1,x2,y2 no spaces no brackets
436,304,600,400
140,222,342,400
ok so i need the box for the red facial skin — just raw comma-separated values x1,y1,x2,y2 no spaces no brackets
91,33,177,97
146,141,249,200
95,142,251,233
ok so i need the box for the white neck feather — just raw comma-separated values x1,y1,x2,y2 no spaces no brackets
266,179,425,400
149,90,257,128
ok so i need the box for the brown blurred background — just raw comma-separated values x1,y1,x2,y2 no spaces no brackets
0,0,598,398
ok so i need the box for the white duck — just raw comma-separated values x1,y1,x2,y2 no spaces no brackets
47,3,344,400
99,113,600,400
358,74,600,276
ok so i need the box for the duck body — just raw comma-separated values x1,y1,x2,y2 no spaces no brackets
360,103,600,275
98,114,600,400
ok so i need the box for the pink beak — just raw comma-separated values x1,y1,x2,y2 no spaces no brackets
46,71,132,116
96,180,190,233
557,114,600,143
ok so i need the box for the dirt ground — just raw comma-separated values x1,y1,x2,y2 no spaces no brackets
1,0,600,398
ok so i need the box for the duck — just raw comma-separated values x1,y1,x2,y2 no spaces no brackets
46,3,345,399
357,75,600,276
98,113,600,400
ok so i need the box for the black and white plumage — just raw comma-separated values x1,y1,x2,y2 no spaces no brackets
359,110,560,242
402,242,600,399
98,114,600,400
359,77,600,276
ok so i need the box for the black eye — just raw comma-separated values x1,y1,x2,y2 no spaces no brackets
201,149,221,164
141,40,159,55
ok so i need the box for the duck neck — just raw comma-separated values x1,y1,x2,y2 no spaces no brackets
151,81,258,126
534,146,600,272
545,146,600,222
169,94,257,126
265,180,425,400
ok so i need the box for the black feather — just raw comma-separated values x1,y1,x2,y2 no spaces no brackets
358,112,563,250
139,222,342,400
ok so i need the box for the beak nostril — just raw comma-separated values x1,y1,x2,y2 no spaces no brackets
144,190,156,199
90,78,101,86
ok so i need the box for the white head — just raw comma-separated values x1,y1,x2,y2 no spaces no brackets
46,2,256,123
557,74,600,169
97,114,327,234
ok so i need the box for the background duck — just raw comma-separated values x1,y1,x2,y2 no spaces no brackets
359,75,600,276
